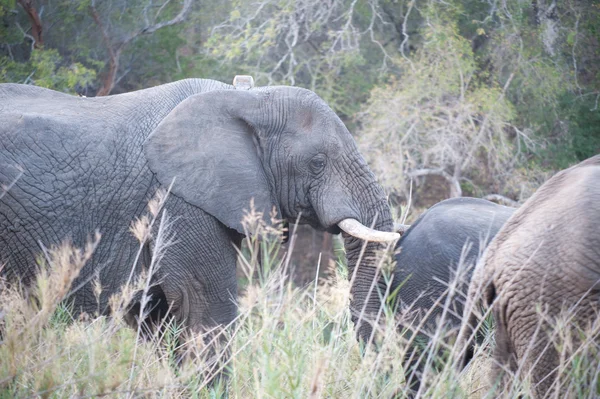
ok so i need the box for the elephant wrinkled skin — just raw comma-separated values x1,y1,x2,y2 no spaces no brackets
459,154,600,397
0,79,396,344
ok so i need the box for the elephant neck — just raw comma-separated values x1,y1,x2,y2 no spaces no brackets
148,78,232,121
119,79,232,143
169,78,234,104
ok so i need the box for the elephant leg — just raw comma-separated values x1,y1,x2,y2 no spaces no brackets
521,320,560,398
495,298,558,397
400,318,438,395
145,198,240,381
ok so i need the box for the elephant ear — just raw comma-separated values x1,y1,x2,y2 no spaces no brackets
144,89,278,234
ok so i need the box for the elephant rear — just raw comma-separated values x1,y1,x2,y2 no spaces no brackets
392,197,515,329
461,154,600,398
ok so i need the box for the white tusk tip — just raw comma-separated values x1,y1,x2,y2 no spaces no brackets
338,218,400,242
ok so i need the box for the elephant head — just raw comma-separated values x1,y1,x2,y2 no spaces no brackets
143,85,398,339
144,85,397,238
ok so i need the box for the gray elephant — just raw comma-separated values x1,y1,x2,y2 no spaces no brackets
390,197,514,393
0,78,398,346
459,155,600,398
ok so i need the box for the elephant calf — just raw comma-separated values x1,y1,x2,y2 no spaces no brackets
389,197,514,392
460,154,600,398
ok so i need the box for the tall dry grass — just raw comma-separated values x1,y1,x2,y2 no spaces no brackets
461,286,600,399
0,193,598,398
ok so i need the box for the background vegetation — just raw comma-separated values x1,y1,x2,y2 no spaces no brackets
2,0,598,204
1,1,599,397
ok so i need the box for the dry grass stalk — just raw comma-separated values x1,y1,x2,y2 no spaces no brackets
0,201,598,397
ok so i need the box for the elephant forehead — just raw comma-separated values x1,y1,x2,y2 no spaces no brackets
268,88,345,128
279,130,343,157
286,107,341,134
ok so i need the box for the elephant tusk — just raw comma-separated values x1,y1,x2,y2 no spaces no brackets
394,223,411,236
337,218,400,242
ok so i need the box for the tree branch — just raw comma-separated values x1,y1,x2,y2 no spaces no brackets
137,0,191,37
90,0,192,96
17,0,43,49
483,194,519,207
15,22,36,53
89,2,119,96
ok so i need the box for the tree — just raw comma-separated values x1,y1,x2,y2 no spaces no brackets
16,0,42,48
203,0,410,118
0,0,195,95
89,0,192,95
357,9,519,200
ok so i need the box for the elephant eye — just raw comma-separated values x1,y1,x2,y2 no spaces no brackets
309,155,326,173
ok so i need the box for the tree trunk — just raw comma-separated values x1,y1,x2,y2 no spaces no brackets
96,48,120,97
18,0,43,48
89,0,192,96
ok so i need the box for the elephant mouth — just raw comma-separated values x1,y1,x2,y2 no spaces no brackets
326,225,341,235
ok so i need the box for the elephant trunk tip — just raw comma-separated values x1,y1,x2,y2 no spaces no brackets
394,223,411,236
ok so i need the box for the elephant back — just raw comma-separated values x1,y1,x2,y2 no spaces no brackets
391,197,515,329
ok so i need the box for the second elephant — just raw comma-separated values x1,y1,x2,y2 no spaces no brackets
390,197,515,392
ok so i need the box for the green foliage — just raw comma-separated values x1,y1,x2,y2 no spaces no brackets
0,0,598,197
355,0,599,201
357,10,517,197
0,0,202,94
1,49,97,93
0,1,16,38
48,302,75,330
541,93,600,168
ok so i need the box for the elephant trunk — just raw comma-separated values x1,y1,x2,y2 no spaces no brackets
343,197,396,343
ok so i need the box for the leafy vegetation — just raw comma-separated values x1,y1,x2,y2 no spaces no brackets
2,0,597,201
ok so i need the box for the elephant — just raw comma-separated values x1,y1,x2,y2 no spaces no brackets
389,197,515,393
458,154,600,398
0,78,399,353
